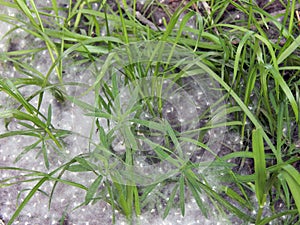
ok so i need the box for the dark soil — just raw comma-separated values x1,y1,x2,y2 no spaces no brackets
135,0,291,24
100,0,300,40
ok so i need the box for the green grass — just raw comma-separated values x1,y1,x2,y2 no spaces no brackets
0,0,300,224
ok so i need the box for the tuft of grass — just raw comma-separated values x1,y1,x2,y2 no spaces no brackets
0,0,300,224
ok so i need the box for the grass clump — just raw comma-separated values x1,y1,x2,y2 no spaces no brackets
0,0,300,224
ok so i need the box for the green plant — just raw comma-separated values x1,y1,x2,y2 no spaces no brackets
1,0,300,224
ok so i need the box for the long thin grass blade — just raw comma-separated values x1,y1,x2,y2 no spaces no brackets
252,128,267,207
281,164,300,215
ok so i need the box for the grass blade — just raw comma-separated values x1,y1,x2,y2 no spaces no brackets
7,177,48,225
252,128,267,207
85,175,103,205
185,169,207,218
179,174,185,216
269,66,298,122
133,186,141,216
281,164,300,215
277,35,300,64
163,183,179,219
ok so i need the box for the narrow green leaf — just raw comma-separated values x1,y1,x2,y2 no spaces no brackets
276,103,284,159
67,165,93,172
278,173,290,209
65,96,97,112
223,186,252,210
42,141,49,169
14,0,39,28
1,78,34,114
133,186,141,216
269,66,298,122
241,65,258,136
185,171,207,217
163,183,179,219
46,104,52,127
7,177,48,225
130,118,166,132
114,182,131,217
85,175,103,205
165,120,183,158
280,169,300,215
179,174,185,216
233,31,253,83
14,139,42,163
194,176,255,222
277,28,300,65
75,156,95,171
29,0,44,31
258,210,298,225
252,128,267,206
282,164,300,184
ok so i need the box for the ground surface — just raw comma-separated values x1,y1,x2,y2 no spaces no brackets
0,0,299,224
